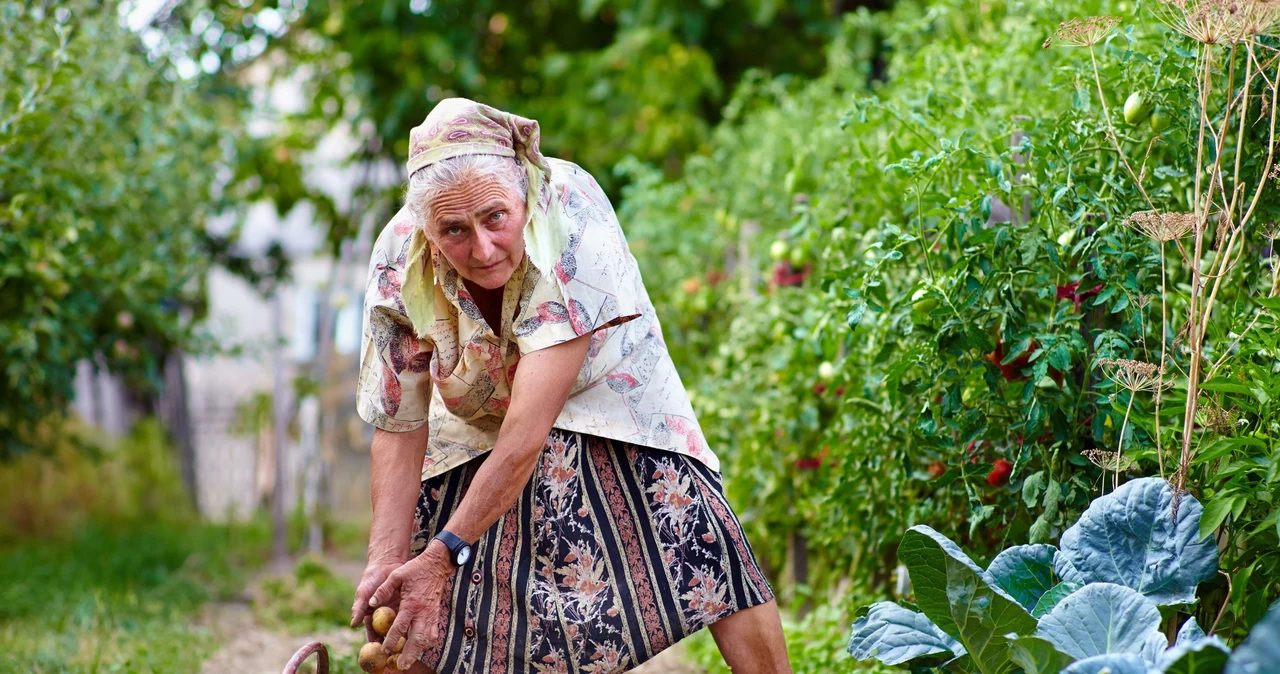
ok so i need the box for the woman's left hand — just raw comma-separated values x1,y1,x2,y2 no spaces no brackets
369,540,456,668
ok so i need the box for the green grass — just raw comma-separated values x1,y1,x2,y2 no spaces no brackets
253,555,356,636
0,518,270,674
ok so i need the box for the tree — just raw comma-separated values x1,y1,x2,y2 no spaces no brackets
151,0,856,253
0,1,243,454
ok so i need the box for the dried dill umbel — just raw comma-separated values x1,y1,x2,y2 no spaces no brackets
1155,0,1280,44
1198,401,1240,435
1098,357,1168,393
1083,448,1137,473
1125,210,1199,242
1047,16,1121,48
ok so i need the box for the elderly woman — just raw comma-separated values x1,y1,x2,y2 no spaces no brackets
349,98,789,674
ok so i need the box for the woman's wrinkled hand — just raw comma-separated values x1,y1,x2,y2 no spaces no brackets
369,540,455,668
351,558,405,641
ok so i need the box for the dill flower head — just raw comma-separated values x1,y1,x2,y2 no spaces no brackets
1157,0,1280,43
1048,16,1122,47
1083,448,1137,473
1198,402,1239,435
1125,210,1198,242
1241,0,1280,36
1098,357,1168,393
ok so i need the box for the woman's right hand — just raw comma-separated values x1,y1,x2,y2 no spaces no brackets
351,557,406,641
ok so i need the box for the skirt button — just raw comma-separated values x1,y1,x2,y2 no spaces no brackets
471,570,483,584
464,625,476,638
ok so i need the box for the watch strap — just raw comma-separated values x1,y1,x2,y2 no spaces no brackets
432,530,469,565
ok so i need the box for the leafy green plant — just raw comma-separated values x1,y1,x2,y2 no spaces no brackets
618,0,1280,662
847,478,1277,673
0,0,264,453
0,517,269,673
253,555,356,635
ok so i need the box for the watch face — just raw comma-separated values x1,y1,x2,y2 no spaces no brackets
456,545,472,566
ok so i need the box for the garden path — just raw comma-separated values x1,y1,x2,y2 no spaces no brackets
195,556,701,674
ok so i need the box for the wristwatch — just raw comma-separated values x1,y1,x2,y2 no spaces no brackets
431,530,472,567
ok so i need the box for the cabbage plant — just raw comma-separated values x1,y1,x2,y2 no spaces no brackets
848,478,1279,673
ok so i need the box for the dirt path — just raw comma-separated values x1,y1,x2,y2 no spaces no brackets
195,557,702,674
196,557,366,674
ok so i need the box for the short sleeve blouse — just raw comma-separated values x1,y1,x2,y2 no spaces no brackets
356,158,718,480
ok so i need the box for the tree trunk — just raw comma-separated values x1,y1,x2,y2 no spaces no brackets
272,290,291,563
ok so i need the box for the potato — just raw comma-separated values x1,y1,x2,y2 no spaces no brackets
391,636,406,653
358,642,387,674
372,606,397,637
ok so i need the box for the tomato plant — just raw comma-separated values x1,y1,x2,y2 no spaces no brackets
619,0,1280,661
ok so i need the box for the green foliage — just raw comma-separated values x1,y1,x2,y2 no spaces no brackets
0,1,238,450
848,480,1277,673
151,0,851,258
686,598,881,674
618,0,1280,659
253,555,356,635
189,0,840,173
0,419,194,544
0,518,268,673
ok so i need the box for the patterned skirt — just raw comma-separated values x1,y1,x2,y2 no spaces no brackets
407,429,774,674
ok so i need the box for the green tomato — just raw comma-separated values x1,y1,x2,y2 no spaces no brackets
910,287,938,314
817,361,836,382
1124,91,1153,126
789,244,810,268
770,240,790,261
1149,106,1171,132
1057,228,1076,247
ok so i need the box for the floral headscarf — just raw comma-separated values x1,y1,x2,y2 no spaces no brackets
400,98,570,333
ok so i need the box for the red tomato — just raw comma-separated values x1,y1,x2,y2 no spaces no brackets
987,459,1013,486
986,340,1036,381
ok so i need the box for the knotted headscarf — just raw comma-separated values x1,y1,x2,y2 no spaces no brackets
399,98,570,335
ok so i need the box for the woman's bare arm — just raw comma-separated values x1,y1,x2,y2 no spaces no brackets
350,424,429,629
369,425,430,562
441,332,592,543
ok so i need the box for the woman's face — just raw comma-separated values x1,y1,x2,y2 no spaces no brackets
425,175,527,290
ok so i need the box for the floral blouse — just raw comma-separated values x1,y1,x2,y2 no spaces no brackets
357,159,718,480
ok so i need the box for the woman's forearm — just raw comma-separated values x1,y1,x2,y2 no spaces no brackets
368,425,430,563
443,334,592,544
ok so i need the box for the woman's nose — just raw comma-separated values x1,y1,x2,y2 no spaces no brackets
472,229,496,261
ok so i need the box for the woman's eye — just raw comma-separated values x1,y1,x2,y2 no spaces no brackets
489,211,505,223
446,226,465,236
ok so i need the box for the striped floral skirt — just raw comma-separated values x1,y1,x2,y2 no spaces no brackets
407,429,774,674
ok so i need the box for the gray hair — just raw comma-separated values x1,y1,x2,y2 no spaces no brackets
404,154,528,228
